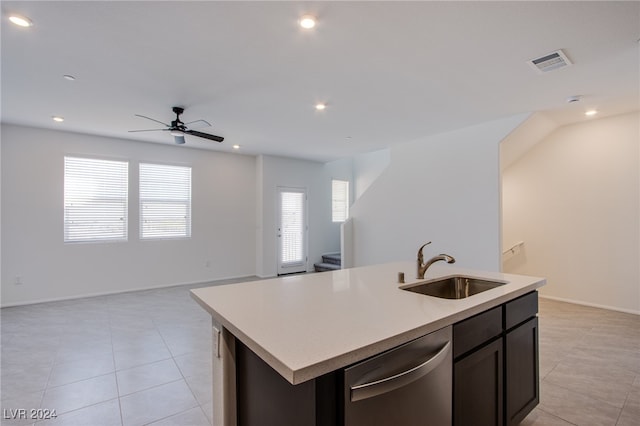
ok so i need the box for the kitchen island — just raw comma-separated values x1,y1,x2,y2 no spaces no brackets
191,261,545,426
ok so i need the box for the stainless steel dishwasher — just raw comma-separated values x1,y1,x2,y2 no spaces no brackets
344,326,452,426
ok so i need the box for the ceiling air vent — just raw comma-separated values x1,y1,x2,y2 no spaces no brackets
528,49,572,73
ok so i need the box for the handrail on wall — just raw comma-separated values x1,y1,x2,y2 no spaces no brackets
503,241,524,255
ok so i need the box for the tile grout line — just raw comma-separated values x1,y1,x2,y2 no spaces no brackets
542,368,630,409
154,317,206,420
139,405,204,426
614,386,635,426
38,321,63,415
534,406,580,426
32,398,121,425
117,376,186,399
107,295,125,426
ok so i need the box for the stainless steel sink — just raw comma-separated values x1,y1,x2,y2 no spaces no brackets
402,276,506,299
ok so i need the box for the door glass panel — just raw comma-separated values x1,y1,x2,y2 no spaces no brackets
280,191,304,264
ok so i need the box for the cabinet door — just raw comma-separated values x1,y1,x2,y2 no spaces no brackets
454,338,503,426
505,317,539,426
236,342,316,426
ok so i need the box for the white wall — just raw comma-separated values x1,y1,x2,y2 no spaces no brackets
255,155,349,277
350,114,528,271
353,149,390,200
1,124,257,306
502,112,640,314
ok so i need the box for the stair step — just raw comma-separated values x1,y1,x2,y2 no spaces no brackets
322,253,341,265
314,262,341,272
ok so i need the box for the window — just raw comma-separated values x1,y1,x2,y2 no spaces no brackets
332,179,349,222
64,156,129,242
139,163,191,239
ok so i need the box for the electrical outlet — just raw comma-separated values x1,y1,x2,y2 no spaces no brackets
15,276,22,285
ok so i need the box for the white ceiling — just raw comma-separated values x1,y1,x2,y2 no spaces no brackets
2,1,638,162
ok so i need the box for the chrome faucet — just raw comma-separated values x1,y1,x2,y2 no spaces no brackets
417,242,456,279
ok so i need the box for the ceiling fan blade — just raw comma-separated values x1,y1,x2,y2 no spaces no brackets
174,135,186,144
185,130,224,142
183,119,211,129
134,114,170,127
128,128,168,133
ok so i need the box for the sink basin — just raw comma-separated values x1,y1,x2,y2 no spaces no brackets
402,276,506,299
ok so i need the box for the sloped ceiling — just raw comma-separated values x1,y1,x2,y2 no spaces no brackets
2,1,638,162
500,112,558,170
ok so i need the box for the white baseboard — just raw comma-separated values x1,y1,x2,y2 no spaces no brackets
539,294,640,316
0,275,256,308
256,273,276,279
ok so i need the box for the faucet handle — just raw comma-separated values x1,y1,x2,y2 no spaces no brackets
418,241,432,252
417,241,432,263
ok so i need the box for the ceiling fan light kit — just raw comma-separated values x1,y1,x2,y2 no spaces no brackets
129,106,224,145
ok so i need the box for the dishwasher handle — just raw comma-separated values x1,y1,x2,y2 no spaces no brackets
350,341,451,402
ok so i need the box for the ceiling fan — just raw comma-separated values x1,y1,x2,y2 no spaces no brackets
129,106,224,144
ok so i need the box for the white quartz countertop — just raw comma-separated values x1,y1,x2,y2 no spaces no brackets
191,261,545,385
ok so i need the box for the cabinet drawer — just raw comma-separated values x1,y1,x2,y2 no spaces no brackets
504,291,538,330
453,306,502,358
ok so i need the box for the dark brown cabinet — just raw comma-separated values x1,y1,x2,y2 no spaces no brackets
454,338,503,426
453,291,539,426
236,343,318,426
505,316,539,426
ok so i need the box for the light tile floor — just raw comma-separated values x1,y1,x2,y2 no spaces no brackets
522,299,640,426
1,277,257,426
1,282,638,426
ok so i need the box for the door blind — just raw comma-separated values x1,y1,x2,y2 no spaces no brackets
280,191,304,263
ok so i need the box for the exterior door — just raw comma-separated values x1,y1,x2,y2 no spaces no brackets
277,187,307,275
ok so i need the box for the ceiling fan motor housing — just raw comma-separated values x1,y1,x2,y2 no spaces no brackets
171,120,185,129
171,106,185,128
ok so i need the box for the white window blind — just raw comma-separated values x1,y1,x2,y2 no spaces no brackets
64,156,129,243
140,163,191,239
280,191,304,263
332,179,349,222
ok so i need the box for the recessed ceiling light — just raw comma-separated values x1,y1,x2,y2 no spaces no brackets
585,110,598,117
9,14,33,27
63,75,76,81
299,15,316,29
232,144,240,150
315,103,326,111
52,116,64,122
